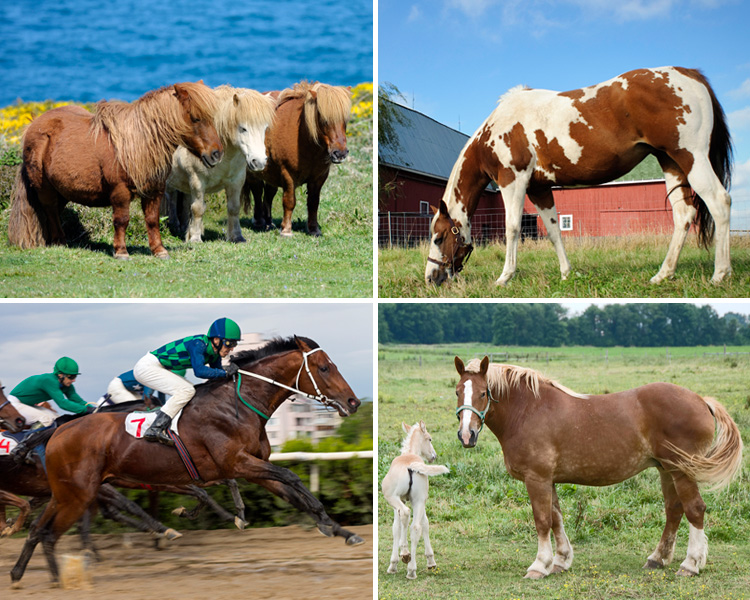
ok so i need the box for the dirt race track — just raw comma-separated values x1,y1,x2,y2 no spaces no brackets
0,525,373,599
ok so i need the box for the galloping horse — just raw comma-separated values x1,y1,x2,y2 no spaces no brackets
11,336,363,585
166,85,276,243
454,357,743,579
242,81,352,236
0,382,26,433
8,81,223,259
426,67,733,286
381,421,448,579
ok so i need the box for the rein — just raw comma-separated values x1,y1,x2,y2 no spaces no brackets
0,400,9,412
455,384,496,432
233,347,332,420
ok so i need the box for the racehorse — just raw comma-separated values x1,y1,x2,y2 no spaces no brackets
7,81,223,259
0,382,26,433
11,336,363,585
454,357,743,579
242,81,352,236
381,421,448,579
166,85,276,243
425,67,733,286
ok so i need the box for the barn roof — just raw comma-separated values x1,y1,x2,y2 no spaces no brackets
378,100,665,184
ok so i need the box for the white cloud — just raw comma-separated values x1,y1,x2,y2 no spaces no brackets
408,5,422,21
729,79,750,100
445,0,499,18
728,106,750,131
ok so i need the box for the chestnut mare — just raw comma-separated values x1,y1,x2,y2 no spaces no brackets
242,81,352,236
454,357,742,579
11,336,363,585
426,67,733,286
8,82,223,259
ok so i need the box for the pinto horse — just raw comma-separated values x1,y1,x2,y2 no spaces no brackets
11,336,363,585
426,67,733,286
242,81,352,236
454,357,743,579
166,85,277,243
8,81,223,259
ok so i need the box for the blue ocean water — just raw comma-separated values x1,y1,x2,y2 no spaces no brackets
0,0,372,105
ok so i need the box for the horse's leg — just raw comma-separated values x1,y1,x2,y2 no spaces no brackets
650,156,697,283
141,193,169,258
528,189,571,281
550,485,573,574
262,184,277,230
496,179,530,286
279,173,297,236
226,479,247,527
383,491,410,568
645,469,683,569
524,477,554,579
225,181,246,243
386,507,402,574
407,495,426,580
0,491,31,537
109,183,134,259
685,156,732,283
305,173,329,236
97,484,180,539
185,180,206,242
238,455,363,545
671,473,708,576
421,506,437,570
76,505,102,562
11,499,58,585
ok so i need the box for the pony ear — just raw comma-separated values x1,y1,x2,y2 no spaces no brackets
173,84,190,103
197,79,205,85
419,420,426,433
430,204,439,216
233,93,241,107
454,356,465,375
402,422,410,434
293,335,312,352
439,199,450,217
480,356,490,376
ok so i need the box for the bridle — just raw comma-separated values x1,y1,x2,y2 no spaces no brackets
0,394,24,431
427,217,474,275
455,383,495,433
233,347,335,419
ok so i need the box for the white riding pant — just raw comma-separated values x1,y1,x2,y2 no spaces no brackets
106,377,142,404
133,353,195,419
7,395,57,427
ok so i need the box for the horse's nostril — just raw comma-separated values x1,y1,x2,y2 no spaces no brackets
211,150,222,163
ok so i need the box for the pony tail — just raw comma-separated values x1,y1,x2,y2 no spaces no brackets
665,397,743,492
7,165,47,248
692,193,715,250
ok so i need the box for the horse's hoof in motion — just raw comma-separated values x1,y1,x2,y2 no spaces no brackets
524,570,547,580
164,528,182,541
316,523,334,538
234,516,247,530
676,567,698,577
10,581,22,590
345,534,364,546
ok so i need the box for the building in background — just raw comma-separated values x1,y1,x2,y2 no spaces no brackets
232,334,343,451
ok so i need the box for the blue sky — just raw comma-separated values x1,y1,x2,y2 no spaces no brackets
0,302,373,404
379,0,750,228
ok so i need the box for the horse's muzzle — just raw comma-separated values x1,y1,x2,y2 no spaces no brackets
458,428,477,448
202,149,224,168
247,157,267,172
330,149,348,164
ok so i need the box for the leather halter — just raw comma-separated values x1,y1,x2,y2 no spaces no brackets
428,218,474,274
455,385,495,433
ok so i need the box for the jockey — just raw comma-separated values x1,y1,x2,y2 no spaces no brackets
133,318,241,446
101,369,179,408
9,357,95,463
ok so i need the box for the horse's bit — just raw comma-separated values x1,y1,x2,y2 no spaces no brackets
455,384,495,433
234,348,335,418
427,218,474,274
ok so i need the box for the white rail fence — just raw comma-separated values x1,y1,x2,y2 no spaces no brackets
269,451,373,493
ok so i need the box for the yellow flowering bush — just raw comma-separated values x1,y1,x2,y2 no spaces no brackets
0,101,80,146
350,82,373,121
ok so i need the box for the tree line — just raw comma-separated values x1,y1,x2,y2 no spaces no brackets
379,303,750,347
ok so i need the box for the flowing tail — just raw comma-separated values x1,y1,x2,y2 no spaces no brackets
409,462,450,477
7,166,47,248
666,396,743,492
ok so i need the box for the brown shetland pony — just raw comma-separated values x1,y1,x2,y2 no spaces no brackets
454,357,742,579
426,67,733,286
11,336,363,585
242,81,352,236
8,82,223,259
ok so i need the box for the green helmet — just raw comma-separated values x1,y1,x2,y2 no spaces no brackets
207,318,241,341
54,357,80,376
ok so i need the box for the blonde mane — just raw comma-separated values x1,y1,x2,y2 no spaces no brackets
497,84,530,105
90,82,218,196
212,85,276,145
400,422,424,455
465,359,588,400
277,81,351,145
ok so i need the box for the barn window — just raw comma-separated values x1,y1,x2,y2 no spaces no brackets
419,201,431,215
560,214,573,231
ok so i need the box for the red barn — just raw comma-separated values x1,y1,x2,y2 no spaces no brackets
379,100,671,246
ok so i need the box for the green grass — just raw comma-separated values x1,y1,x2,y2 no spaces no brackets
378,235,750,298
0,109,372,298
378,344,750,599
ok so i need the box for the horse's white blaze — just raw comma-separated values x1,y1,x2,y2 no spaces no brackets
460,379,474,435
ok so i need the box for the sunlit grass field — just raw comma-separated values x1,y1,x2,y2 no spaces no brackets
378,344,750,599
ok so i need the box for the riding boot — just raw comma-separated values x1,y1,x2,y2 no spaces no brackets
11,424,56,465
142,410,175,446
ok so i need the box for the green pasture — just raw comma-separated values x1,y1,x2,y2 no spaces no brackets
377,344,750,599
0,106,373,298
378,235,750,298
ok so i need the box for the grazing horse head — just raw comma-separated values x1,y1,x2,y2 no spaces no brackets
401,420,439,463
172,81,224,169
425,201,474,285
291,336,361,416
298,82,352,163
0,382,26,433
214,86,276,171
454,356,491,448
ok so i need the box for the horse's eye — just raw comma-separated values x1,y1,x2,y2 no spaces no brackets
191,116,201,124
239,126,247,133
435,236,443,245
320,365,329,373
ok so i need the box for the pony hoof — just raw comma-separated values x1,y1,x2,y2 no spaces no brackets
154,251,170,260
10,581,22,590
345,534,364,546
171,507,187,516
677,567,698,577
234,517,247,530
406,571,417,580
164,528,182,541
387,565,397,574
401,553,411,564
644,559,663,570
427,565,437,571
279,230,293,238
550,565,567,574
317,524,334,538
230,237,247,244
114,253,131,261
308,228,322,237
524,570,547,580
